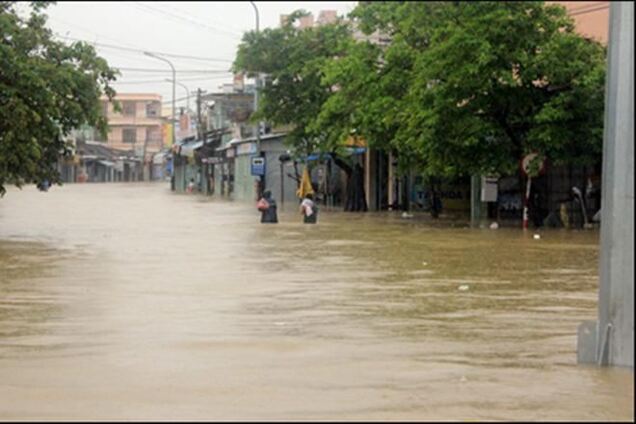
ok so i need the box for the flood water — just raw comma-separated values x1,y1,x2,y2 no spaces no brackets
0,183,633,421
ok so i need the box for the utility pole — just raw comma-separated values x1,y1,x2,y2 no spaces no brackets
249,1,264,197
577,1,634,368
196,88,202,140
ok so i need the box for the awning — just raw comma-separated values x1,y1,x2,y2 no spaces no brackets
180,141,204,158
304,148,365,161
344,135,367,148
98,160,115,167
344,147,366,155
306,153,332,161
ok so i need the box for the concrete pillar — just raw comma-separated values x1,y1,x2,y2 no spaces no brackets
471,175,482,226
578,1,634,368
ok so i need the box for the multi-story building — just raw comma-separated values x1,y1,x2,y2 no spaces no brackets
100,93,164,160
280,9,338,29
550,1,609,44
317,10,338,26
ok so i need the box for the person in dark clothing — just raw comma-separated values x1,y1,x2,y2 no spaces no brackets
36,179,50,192
257,190,278,223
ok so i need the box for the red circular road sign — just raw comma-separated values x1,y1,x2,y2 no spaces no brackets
520,153,546,176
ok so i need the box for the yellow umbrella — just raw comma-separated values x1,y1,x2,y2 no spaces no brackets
296,166,314,199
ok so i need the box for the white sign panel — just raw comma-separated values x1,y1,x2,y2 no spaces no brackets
236,142,257,156
481,176,498,202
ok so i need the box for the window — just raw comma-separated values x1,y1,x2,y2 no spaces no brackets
146,102,160,117
123,128,136,144
101,101,109,117
122,101,136,116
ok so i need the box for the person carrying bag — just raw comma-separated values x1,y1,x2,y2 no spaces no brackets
257,191,278,223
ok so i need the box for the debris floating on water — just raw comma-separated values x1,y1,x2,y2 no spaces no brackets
401,212,414,219
490,222,499,229
458,285,470,291
422,261,428,266
533,234,541,240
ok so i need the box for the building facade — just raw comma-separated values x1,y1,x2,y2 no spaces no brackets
101,93,164,163
550,1,609,44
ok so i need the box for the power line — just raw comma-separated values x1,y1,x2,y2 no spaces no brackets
55,34,234,63
162,95,193,104
134,2,241,39
156,2,246,35
569,5,609,16
113,67,232,74
132,2,242,40
47,15,150,53
114,76,232,85
565,1,606,13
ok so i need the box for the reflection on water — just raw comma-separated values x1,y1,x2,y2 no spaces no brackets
0,184,632,421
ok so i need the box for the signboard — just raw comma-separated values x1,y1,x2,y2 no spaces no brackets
520,153,545,177
250,156,266,176
236,142,257,156
481,176,498,202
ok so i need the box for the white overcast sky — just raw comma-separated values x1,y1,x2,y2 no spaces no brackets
42,1,357,110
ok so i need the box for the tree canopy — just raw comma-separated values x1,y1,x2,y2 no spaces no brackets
377,1,606,177
234,10,351,158
233,1,606,181
0,1,118,195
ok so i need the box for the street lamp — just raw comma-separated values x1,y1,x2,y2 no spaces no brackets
144,51,176,147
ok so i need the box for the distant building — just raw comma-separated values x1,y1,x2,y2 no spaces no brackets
299,14,314,29
279,10,338,29
163,106,196,142
278,9,391,46
549,1,609,44
100,93,163,162
317,10,338,26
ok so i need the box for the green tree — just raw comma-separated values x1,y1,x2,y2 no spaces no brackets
234,11,371,210
0,1,118,195
234,11,349,153
315,2,452,213
349,1,606,178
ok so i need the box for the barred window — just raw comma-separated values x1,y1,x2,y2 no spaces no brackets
122,101,136,116
123,128,136,143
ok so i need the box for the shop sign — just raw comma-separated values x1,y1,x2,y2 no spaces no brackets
250,156,266,176
236,142,257,156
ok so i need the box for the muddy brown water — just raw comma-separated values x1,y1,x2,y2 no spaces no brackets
0,183,633,421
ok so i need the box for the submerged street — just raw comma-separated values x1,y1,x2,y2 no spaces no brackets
0,183,633,421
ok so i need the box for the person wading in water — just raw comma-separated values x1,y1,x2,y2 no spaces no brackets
300,193,318,224
257,190,278,223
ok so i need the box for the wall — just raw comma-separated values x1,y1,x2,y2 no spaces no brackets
232,154,257,202
549,1,609,44
101,94,163,157
261,138,300,207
